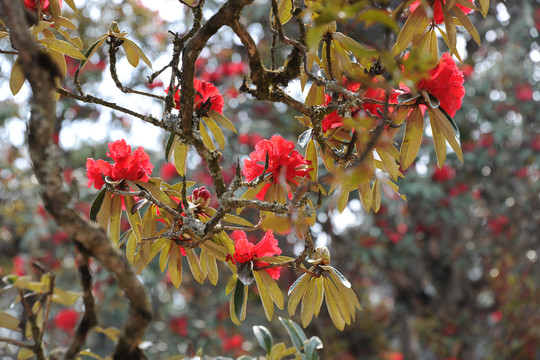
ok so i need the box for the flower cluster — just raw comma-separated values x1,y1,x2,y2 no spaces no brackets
86,139,153,190
242,135,311,199
231,230,282,279
410,0,473,24
416,53,465,117
168,79,224,115
322,78,400,133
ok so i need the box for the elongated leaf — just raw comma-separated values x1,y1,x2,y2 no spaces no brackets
185,248,205,284
159,240,171,272
400,106,424,169
165,134,175,161
304,336,323,360
451,7,480,46
169,245,183,288
122,41,139,67
259,270,284,309
274,0,293,24
200,240,227,261
208,110,237,133
223,213,254,227
322,278,345,330
288,274,309,316
430,108,463,162
0,311,19,330
392,5,430,55
237,261,254,286
108,195,122,247
17,348,34,360
301,277,317,327
313,277,325,317
429,108,447,167
441,3,457,55
232,280,248,322
253,325,273,355
254,271,274,321
79,35,107,72
53,16,77,30
123,196,143,242
322,266,351,288
202,250,219,285
372,179,381,213
202,117,225,149
64,0,76,11
279,318,307,353
199,120,215,151
126,231,137,265
10,57,25,96
90,188,107,222
39,38,86,60
306,139,318,182
122,38,152,68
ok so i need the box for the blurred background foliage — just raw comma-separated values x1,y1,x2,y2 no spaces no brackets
0,0,539,359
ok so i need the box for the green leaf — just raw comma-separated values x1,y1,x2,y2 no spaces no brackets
185,248,205,284
10,57,25,96
168,245,183,288
237,261,254,286
288,274,309,316
53,16,77,30
322,278,345,330
304,336,323,360
279,317,307,353
39,38,86,60
253,325,273,355
90,188,107,222
223,213,254,227
232,279,248,322
441,3,457,55
259,270,284,309
165,133,175,161
274,0,293,25
79,35,107,72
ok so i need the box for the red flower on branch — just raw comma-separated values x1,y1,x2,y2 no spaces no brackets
417,53,465,117
322,78,400,132
410,0,473,24
54,309,78,332
168,79,224,114
231,230,282,280
242,135,311,200
86,139,153,190
25,0,63,12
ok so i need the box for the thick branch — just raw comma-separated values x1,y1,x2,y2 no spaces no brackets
0,3,153,360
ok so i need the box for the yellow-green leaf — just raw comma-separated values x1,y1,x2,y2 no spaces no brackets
259,271,284,309
287,273,309,316
108,194,122,247
372,179,381,213
392,5,430,55
122,38,152,69
254,271,275,321
168,245,183,288
429,108,463,162
39,38,86,60
208,110,237,133
94,326,120,342
97,191,112,232
52,288,80,306
453,5,481,45
203,116,226,149
53,16,77,30
122,41,139,67
31,21,53,36
0,311,20,330
313,276,325,317
199,120,216,151
185,248,205,284
400,106,424,169
429,108,447,167
64,0,76,12
159,240,171,272
17,348,34,360
79,35,107,72
223,213,254,228
300,277,317,327
10,57,25,96
442,4,457,55
322,278,345,330
49,0,62,17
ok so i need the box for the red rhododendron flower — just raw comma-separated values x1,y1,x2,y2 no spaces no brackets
242,135,311,200
169,316,188,337
167,79,224,114
25,0,63,12
189,186,212,207
54,309,78,332
432,164,456,182
515,83,533,102
322,78,400,132
417,53,465,117
410,0,473,24
160,162,177,182
86,139,153,190
231,230,282,279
